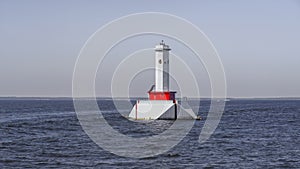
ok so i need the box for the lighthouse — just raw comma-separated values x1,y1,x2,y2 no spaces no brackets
128,41,198,120
155,40,170,92
149,41,176,101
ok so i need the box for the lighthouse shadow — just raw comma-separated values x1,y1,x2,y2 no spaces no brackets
97,99,175,138
96,98,208,138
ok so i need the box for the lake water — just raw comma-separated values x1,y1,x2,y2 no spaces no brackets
0,99,299,168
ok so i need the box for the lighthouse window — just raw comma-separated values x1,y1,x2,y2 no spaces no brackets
159,59,162,64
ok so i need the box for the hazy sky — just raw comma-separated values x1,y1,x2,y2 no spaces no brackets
1,0,300,97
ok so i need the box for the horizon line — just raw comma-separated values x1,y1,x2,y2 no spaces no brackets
1,96,300,99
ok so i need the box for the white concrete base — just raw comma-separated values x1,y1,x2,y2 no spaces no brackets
128,100,199,120
129,100,177,120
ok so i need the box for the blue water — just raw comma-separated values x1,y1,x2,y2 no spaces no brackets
0,99,299,168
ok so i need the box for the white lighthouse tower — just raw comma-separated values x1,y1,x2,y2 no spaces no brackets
128,41,198,120
149,41,176,101
155,40,170,92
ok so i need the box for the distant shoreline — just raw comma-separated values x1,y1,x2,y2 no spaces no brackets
1,96,300,101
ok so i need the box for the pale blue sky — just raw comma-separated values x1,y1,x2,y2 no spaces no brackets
1,0,300,97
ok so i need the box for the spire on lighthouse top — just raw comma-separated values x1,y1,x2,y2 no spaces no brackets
155,40,171,51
